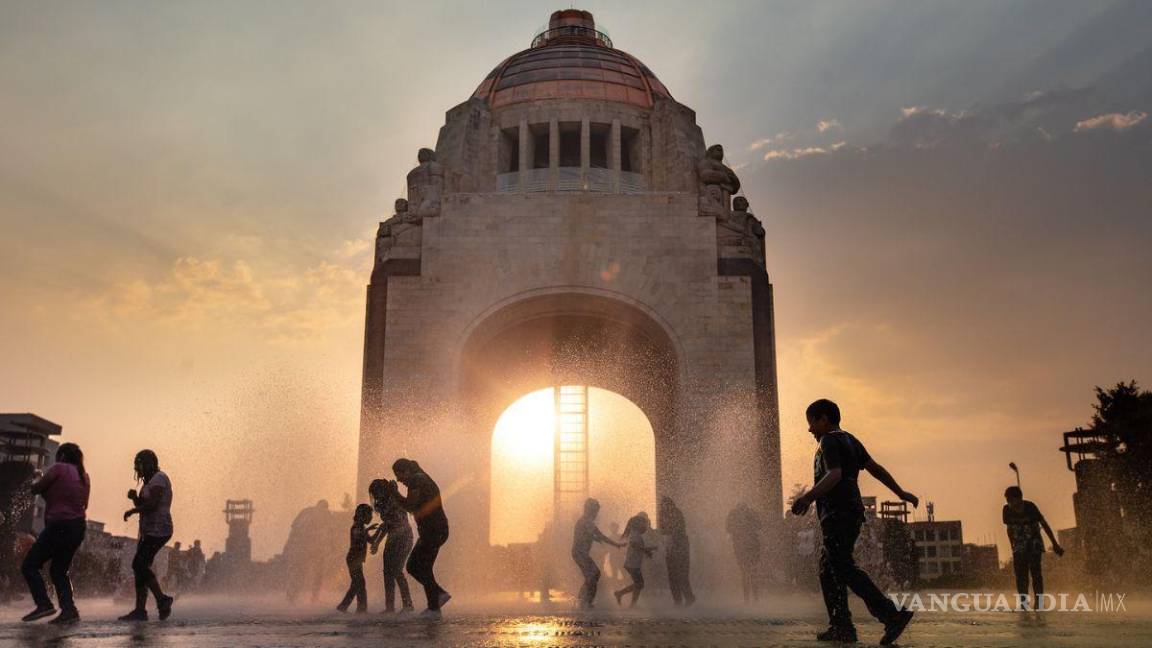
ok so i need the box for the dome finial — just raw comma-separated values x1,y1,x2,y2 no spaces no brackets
532,9,611,48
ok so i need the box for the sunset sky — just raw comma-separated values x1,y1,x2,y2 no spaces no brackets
2,0,1150,560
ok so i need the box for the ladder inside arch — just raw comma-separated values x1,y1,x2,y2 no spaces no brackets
554,385,589,523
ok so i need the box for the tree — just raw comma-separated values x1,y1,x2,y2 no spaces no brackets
1090,381,1152,484
1085,381,1152,583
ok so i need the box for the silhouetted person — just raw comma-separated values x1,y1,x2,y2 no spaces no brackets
21,442,89,625
337,504,374,613
1003,486,1063,610
166,541,183,591
369,479,414,612
614,513,655,608
791,399,916,645
285,499,333,603
119,449,175,622
392,458,450,618
571,498,624,609
658,497,695,606
188,540,205,590
726,502,763,603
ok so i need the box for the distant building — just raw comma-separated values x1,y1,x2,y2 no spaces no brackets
910,520,964,581
0,413,62,533
879,500,911,524
1057,526,1080,554
962,543,1000,582
0,414,61,468
1058,427,1138,581
223,499,254,564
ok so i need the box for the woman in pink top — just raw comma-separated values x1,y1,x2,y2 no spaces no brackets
21,442,89,625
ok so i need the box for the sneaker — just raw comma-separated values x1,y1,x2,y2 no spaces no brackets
21,606,57,622
816,626,858,643
437,591,452,609
158,595,174,621
880,609,914,646
417,608,442,620
118,609,148,622
336,604,349,613
49,608,80,625
400,606,414,613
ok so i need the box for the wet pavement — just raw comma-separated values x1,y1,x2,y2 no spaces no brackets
1,596,1147,647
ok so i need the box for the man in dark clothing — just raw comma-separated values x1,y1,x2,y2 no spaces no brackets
725,502,762,603
658,497,695,606
571,498,624,609
393,459,450,618
1003,486,1063,610
790,399,917,645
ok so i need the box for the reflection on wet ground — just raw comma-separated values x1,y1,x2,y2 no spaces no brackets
1,596,1148,647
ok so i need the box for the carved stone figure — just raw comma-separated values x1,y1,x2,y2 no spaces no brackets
376,198,421,262
697,144,741,218
406,148,444,218
717,196,765,264
734,196,765,263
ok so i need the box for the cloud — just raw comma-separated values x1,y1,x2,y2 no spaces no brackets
817,118,843,133
748,138,773,151
763,142,846,161
1074,111,1148,132
86,254,365,340
338,238,372,258
889,106,992,148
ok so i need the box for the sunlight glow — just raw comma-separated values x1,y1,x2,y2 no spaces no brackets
490,387,656,546
493,388,556,468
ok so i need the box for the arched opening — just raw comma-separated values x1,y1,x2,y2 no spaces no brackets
453,291,682,555
489,386,656,546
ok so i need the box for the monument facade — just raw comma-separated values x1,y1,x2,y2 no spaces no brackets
358,9,780,561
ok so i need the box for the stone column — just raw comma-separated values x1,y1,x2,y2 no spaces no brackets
580,117,590,189
518,119,531,193
610,118,621,192
549,117,559,191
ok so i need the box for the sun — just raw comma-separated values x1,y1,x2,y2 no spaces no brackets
489,387,657,546
492,388,556,468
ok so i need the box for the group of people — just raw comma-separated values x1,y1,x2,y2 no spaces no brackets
20,447,176,625
569,497,696,610
164,539,206,594
790,399,1065,645
15,398,1067,648
337,458,451,618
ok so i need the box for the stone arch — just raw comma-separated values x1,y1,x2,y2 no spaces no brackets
455,291,683,546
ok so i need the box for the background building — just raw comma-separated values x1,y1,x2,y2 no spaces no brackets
962,543,1000,583
0,413,61,534
909,506,964,582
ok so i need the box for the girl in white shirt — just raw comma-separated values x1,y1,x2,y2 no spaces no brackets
614,513,655,608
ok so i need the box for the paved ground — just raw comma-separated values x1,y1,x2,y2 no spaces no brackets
2,596,1147,647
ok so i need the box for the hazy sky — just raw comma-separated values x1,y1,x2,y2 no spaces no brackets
2,0,1150,559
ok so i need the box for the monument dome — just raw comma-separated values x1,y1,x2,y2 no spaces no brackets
472,10,670,109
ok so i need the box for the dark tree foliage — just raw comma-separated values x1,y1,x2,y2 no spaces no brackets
1090,381,1152,483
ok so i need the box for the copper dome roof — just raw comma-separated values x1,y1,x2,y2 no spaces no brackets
472,10,671,109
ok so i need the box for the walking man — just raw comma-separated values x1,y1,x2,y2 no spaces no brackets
1003,486,1063,610
790,399,916,645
